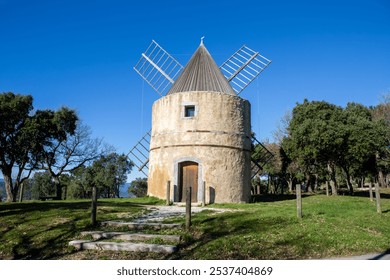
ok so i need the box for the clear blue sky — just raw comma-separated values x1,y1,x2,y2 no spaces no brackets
1,0,389,181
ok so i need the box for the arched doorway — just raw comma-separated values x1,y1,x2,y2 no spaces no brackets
178,161,198,202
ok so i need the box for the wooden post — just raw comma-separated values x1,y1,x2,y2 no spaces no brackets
166,181,171,206
296,184,302,219
202,181,206,207
91,186,97,226
369,182,374,202
375,183,381,214
186,186,192,229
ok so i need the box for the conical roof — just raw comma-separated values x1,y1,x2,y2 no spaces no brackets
167,42,236,95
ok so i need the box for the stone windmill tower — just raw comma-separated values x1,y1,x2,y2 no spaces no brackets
130,39,272,203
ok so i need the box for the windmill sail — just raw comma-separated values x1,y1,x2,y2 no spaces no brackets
133,40,183,96
127,130,151,176
251,136,274,179
220,45,271,95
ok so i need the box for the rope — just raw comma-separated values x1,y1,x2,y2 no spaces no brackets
256,76,261,136
140,79,145,136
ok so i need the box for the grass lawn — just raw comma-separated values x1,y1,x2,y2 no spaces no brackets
0,191,389,260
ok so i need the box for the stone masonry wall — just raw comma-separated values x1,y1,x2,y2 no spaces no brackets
148,91,251,203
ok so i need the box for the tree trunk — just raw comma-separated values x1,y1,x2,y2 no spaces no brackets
327,162,338,196
54,177,62,200
305,173,313,193
288,179,293,193
378,170,386,188
345,171,354,195
3,171,17,202
19,182,25,202
314,174,319,192
115,183,120,198
63,185,68,200
369,182,374,202
325,181,330,196
267,175,271,194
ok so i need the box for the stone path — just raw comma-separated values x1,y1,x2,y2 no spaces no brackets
68,204,229,254
132,205,229,222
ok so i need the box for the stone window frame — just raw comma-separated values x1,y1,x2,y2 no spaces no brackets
182,102,198,119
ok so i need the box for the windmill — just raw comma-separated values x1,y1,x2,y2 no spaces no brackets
128,39,272,202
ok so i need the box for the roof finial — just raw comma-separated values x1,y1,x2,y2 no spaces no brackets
200,36,205,45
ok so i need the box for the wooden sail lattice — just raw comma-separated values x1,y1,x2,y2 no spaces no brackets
251,136,274,179
220,45,271,95
133,40,183,96
127,130,151,177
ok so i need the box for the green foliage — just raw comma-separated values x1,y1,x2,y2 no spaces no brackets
0,92,78,202
280,99,388,194
83,153,133,198
128,177,148,197
30,172,56,199
66,165,89,199
283,100,343,170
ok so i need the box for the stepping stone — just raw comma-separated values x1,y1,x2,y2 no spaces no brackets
69,240,177,254
80,231,181,242
101,221,181,230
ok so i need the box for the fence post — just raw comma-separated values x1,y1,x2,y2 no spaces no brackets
91,186,97,226
296,184,302,219
166,181,171,206
375,183,381,214
186,186,192,229
202,181,206,207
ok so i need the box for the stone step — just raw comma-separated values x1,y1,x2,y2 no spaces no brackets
101,221,182,230
69,240,177,254
80,231,181,242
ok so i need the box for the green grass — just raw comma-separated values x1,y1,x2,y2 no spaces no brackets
0,197,164,259
0,191,389,260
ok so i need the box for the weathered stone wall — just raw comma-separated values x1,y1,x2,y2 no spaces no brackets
148,91,251,203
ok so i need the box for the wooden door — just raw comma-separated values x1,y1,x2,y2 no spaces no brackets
179,161,198,202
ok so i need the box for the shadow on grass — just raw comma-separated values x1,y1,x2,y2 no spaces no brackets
251,194,310,203
350,191,390,199
0,199,158,218
0,199,160,259
10,221,79,259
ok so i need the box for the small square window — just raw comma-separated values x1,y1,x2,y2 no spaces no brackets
184,105,195,117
